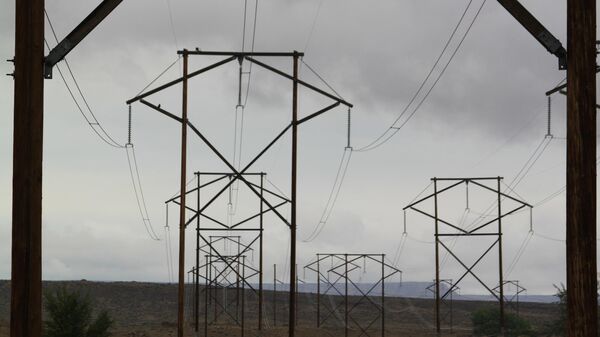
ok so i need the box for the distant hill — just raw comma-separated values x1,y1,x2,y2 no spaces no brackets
263,281,558,303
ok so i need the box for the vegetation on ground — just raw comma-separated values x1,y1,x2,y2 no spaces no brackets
471,307,535,337
44,286,113,337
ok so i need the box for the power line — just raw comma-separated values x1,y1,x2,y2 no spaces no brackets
529,156,600,208
534,185,566,207
243,0,259,107
230,0,260,216
164,0,179,50
266,177,289,199
355,0,487,152
303,148,353,242
126,145,161,241
45,11,164,242
303,0,326,54
391,233,408,267
466,136,552,230
508,137,553,190
301,59,345,100
44,10,125,149
295,59,353,243
472,106,545,168
505,230,533,277
135,56,182,97
534,232,565,243
165,204,175,282
44,48,124,148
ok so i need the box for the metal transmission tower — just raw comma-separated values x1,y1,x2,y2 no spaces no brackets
166,172,289,335
403,177,532,334
186,237,258,336
493,280,526,317
304,253,402,337
127,49,352,337
426,279,458,333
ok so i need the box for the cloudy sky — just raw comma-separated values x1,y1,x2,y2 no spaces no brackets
1,0,598,295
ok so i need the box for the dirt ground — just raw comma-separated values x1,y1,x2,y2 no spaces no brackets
0,280,558,337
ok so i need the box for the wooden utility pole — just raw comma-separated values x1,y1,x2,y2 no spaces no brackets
289,52,299,337
566,1,596,336
11,0,45,336
177,50,189,337
11,2,120,336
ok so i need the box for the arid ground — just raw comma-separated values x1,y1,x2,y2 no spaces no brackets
0,280,559,336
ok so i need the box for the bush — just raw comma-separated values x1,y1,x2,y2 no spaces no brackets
541,284,567,336
44,287,113,337
472,307,535,337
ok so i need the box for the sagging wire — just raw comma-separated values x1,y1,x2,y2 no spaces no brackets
392,211,409,267
303,0,325,54
43,12,125,149
302,147,353,242
354,0,487,152
165,203,174,283
126,106,160,241
301,107,353,243
135,56,182,97
163,0,179,50
392,232,408,268
300,59,346,101
229,0,260,217
407,235,435,245
532,156,600,209
503,204,535,277
466,136,552,230
168,175,198,201
505,227,534,277
47,11,163,245
401,181,434,247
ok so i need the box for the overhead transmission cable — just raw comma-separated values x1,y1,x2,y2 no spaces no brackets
530,156,600,208
505,230,533,277
303,0,326,54
164,0,179,50
472,106,546,168
355,0,487,152
453,136,553,275
461,96,557,243
45,10,161,242
298,60,353,243
230,0,260,215
466,136,552,230
135,57,182,97
44,10,125,149
401,181,433,246
302,148,353,242
126,142,161,241
165,204,175,282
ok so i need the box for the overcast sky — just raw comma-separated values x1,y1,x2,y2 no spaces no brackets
1,0,599,295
